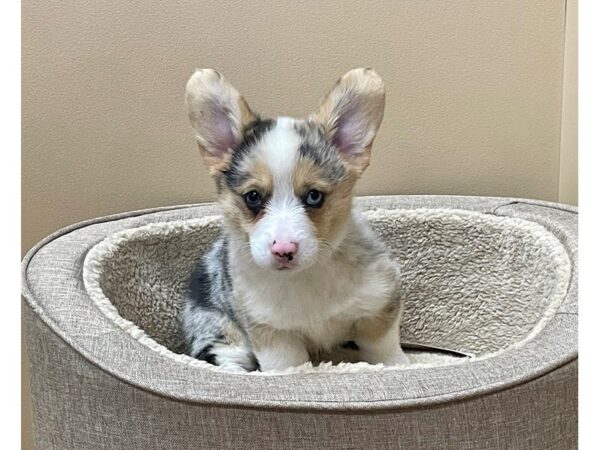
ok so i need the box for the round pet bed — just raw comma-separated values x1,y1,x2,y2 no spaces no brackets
22,195,578,449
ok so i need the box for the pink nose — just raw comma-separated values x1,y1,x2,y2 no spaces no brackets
271,240,299,262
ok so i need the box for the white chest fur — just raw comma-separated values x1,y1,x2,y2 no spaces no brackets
231,244,398,351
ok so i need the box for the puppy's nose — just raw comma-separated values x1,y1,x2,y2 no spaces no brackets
271,240,299,261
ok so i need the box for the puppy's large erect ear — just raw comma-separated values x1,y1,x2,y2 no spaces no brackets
314,68,385,173
185,69,256,173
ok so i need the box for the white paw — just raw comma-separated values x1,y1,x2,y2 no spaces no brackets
383,347,410,366
360,345,410,366
258,356,311,372
213,342,258,372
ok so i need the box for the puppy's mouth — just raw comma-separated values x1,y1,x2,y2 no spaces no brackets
272,257,305,271
271,250,300,270
274,260,296,271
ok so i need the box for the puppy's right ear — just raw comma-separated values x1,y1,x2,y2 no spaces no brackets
185,69,256,173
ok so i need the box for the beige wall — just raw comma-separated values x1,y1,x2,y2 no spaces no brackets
559,0,578,205
22,1,576,447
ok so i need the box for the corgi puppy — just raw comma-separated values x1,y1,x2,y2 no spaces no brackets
181,68,409,372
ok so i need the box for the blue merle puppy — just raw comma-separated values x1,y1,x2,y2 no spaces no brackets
181,68,409,372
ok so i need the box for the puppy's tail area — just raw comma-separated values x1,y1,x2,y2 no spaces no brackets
183,307,259,372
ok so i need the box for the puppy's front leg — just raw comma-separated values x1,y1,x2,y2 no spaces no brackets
355,310,410,366
251,326,310,372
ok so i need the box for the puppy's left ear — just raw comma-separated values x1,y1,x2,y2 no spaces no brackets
314,68,385,173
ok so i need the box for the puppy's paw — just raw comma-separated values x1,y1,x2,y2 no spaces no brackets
381,347,410,366
256,347,311,372
212,342,259,372
359,342,411,367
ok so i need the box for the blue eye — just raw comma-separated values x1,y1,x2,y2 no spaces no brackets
305,189,324,208
244,191,263,210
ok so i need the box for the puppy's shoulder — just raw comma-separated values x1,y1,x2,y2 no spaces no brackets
346,210,393,265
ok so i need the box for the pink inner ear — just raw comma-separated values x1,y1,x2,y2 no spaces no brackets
211,105,237,156
332,109,367,156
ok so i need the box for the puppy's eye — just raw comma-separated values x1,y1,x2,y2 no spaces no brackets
305,189,324,208
244,190,263,209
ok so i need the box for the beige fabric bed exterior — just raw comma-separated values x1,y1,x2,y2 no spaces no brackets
22,195,578,449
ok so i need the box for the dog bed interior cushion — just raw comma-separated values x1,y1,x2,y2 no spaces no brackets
83,208,570,374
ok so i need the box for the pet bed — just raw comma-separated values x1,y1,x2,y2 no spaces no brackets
22,195,578,449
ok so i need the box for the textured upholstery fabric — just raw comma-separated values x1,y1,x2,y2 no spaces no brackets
22,196,578,449
24,306,577,450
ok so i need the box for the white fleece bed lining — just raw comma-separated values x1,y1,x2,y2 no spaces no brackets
83,208,571,375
